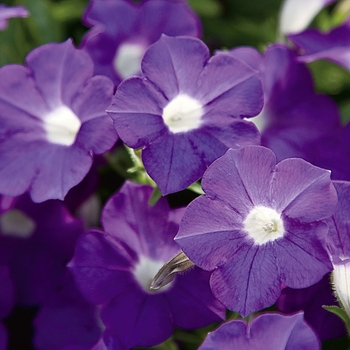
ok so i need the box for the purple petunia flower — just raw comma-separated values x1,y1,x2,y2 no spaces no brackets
0,39,117,203
108,35,263,194
199,312,321,349
68,181,225,349
289,19,350,71
175,145,336,317
0,4,29,31
81,0,201,86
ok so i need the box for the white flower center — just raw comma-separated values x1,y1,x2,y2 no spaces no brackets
133,256,173,294
114,42,146,79
162,94,203,133
43,105,81,146
0,209,36,238
244,206,285,245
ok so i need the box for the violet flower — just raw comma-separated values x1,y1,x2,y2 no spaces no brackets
0,4,29,30
81,0,201,86
68,181,225,349
289,19,350,71
199,312,321,350
108,35,263,195
0,39,117,202
175,145,336,316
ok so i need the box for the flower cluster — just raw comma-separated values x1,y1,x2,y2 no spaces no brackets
1,0,350,349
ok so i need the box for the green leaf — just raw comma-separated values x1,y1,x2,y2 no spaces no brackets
187,182,204,195
323,305,350,334
148,187,162,206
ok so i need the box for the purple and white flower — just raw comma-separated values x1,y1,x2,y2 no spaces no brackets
81,0,201,86
68,181,225,349
175,145,336,316
108,35,263,194
0,39,117,202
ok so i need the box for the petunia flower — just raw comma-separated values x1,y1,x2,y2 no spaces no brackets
68,181,225,349
175,145,336,317
199,312,321,350
0,4,29,31
289,19,350,71
81,0,201,86
108,35,263,195
0,39,118,202
278,0,336,36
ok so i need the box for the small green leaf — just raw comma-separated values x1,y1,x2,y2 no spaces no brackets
148,187,162,206
187,182,204,195
323,305,350,334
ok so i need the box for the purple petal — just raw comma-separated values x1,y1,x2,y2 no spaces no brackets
210,245,282,316
101,291,173,349
137,1,201,42
326,181,350,260
289,20,350,70
275,219,332,288
200,312,320,350
0,5,29,31
77,116,116,154
67,230,134,304
201,146,277,210
175,195,246,270
224,46,263,70
196,53,263,117
25,39,93,109
101,182,180,260
142,133,206,195
108,77,167,148
141,35,209,100
72,75,113,122
166,267,225,329
272,158,337,221
29,145,92,202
